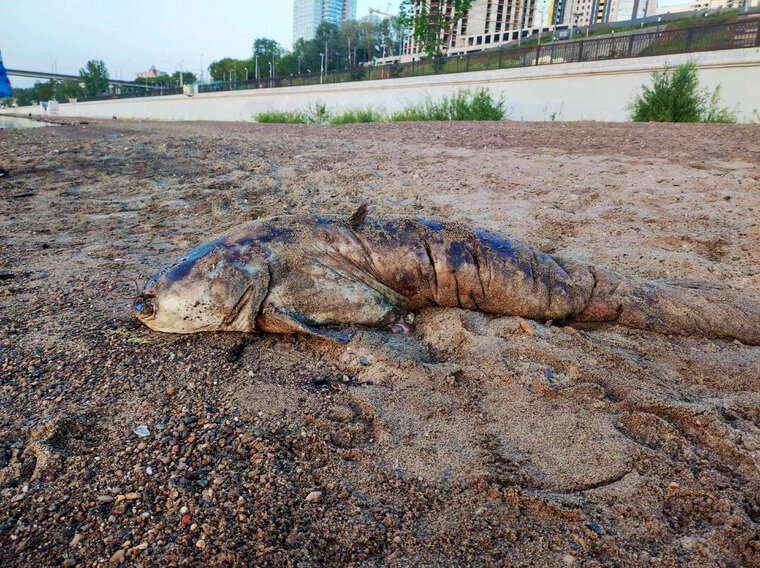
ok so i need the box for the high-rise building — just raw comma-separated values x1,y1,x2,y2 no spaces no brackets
402,0,557,58
293,0,357,44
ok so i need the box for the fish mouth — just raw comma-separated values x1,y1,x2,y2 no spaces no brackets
133,294,156,320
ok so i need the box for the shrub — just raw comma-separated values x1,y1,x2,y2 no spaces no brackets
391,88,507,121
630,62,736,123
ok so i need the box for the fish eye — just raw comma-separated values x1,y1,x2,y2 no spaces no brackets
133,295,156,318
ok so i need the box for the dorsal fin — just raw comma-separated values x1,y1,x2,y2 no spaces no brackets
347,203,369,230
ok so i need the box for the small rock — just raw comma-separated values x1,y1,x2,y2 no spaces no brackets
179,505,189,515
195,538,206,549
133,425,150,437
359,356,370,365
109,549,126,565
165,386,175,396
125,492,140,500
563,554,576,566
518,319,535,335
585,522,604,536
70,533,83,547
181,514,192,525
145,466,153,475
305,490,323,503
62,559,76,568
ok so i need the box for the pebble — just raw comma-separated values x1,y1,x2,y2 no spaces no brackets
585,522,604,536
109,549,125,565
165,386,175,396
518,319,535,335
305,490,323,503
179,505,189,514
69,533,82,547
196,539,206,549
125,492,140,500
62,559,76,568
133,425,150,437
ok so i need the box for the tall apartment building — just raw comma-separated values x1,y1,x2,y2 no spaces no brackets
293,0,357,44
402,0,560,58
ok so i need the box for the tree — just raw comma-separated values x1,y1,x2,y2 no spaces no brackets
630,62,736,123
61,80,82,100
277,53,298,76
399,0,474,59
79,59,109,97
171,71,197,85
253,38,282,62
208,58,250,83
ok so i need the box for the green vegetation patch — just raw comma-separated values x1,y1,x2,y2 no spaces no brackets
330,108,386,124
255,89,508,124
630,61,737,123
391,88,508,121
255,110,309,124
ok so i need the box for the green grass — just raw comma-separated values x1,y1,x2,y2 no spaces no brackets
255,89,508,124
255,110,309,123
255,102,332,124
329,108,386,124
391,88,508,121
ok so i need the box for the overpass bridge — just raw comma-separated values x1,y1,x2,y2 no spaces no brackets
6,68,161,90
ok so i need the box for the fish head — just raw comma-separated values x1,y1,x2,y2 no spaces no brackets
134,238,270,333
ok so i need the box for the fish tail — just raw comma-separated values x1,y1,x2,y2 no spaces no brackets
575,268,760,345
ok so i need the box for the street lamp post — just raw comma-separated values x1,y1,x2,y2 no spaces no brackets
200,53,204,83
255,55,259,82
319,53,324,84
179,60,184,87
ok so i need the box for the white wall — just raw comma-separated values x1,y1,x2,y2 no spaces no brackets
6,48,760,122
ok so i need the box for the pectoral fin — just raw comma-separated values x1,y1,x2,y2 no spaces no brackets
255,307,354,343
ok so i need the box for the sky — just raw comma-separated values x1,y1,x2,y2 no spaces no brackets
1,0,388,88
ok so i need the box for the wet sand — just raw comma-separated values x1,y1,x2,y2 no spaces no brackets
1,119,759,566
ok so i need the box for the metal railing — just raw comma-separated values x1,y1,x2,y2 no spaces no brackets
77,20,760,103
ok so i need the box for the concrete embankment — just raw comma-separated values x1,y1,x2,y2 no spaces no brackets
6,48,760,122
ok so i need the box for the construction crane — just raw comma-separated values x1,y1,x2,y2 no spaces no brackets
368,5,393,18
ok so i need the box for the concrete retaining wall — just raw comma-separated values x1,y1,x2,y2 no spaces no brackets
6,48,760,122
